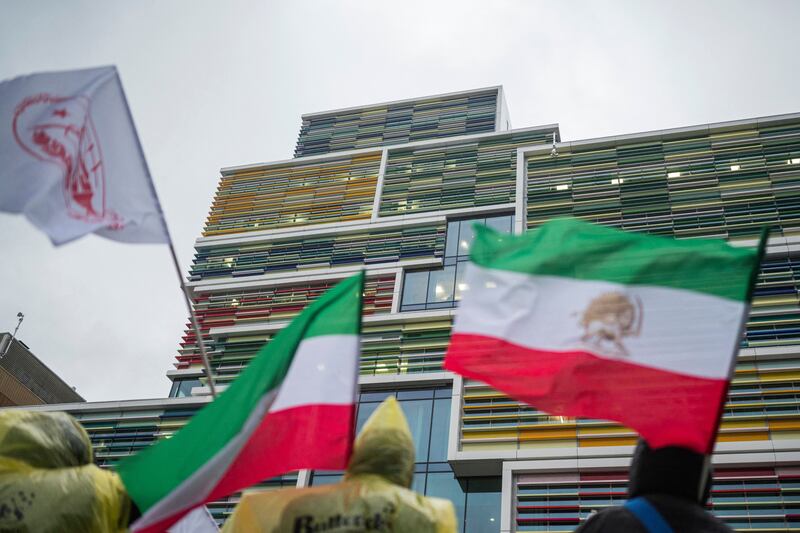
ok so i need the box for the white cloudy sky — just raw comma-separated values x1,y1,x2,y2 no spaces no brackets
1,0,798,402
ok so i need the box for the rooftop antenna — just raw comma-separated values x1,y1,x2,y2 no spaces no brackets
1,312,24,360
550,131,559,158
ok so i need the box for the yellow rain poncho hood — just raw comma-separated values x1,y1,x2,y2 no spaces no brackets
0,410,132,532
222,397,456,532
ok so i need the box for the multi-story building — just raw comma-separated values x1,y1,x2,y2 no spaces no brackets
17,87,800,531
0,332,84,406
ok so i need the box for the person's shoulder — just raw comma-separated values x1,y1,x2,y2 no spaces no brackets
647,494,734,532
574,507,646,532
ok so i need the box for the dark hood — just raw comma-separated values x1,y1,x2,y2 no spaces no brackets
628,439,712,504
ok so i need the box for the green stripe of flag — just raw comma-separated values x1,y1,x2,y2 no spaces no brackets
116,271,364,514
471,218,759,302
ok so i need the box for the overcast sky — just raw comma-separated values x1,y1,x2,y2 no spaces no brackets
1,0,799,402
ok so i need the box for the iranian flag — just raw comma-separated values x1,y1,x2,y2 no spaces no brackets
445,219,764,453
117,272,364,532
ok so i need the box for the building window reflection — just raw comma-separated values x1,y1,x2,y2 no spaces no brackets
401,214,513,312
168,378,201,398
310,386,501,533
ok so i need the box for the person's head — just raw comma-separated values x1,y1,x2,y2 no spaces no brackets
345,397,415,488
0,410,92,469
628,439,712,504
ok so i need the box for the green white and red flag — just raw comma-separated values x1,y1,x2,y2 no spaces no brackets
117,272,364,532
444,218,764,453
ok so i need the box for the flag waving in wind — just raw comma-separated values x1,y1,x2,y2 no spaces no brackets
117,272,364,532
445,218,764,453
0,66,167,244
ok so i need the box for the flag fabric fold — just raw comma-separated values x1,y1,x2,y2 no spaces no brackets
445,218,763,453
0,66,167,244
117,272,364,533
167,506,218,533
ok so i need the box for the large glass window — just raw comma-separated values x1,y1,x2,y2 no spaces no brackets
312,386,452,484
427,472,466,529
400,270,429,307
428,397,451,462
420,474,501,533
309,385,499,533
401,214,513,311
464,478,502,533
168,378,201,398
426,266,456,308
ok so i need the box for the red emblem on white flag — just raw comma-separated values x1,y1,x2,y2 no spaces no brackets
12,93,122,227
1,66,168,244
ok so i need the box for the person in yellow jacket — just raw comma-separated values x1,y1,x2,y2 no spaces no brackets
0,409,132,532
222,397,457,532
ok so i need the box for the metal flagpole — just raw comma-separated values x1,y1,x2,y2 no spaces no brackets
164,240,218,398
115,69,217,398
0,312,24,360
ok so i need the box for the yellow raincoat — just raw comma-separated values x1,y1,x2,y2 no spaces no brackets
0,410,132,532
222,397,457,532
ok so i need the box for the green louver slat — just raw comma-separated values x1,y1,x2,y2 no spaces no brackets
295,90,499,157
190,224,446,281
69,407,298,525
527,123,800,240
177,317,453,381
380,128,557,216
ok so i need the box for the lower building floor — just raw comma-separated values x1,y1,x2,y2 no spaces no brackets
12,372,800,532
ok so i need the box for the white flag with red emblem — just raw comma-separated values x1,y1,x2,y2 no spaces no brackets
0,66,167,245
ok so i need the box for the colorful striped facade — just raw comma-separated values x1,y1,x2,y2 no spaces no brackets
294,87,510,157
25,88,800,531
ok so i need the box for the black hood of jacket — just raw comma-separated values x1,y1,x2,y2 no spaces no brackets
628,439,712,504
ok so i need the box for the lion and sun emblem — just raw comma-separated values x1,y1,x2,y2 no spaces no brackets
577,292,644,357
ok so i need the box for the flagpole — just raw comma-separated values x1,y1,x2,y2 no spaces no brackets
164,241,218,398
115,69,217,398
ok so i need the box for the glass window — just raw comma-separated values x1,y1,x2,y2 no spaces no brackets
427,266,456,304
400,399,433,463
465,478,502,533
457,222,478,258
435,387,452,398
412,472,426,494
398,389,435,400
356,401,381,434
402,271,429,306
311,385,479,526
401,215,513,311
454,263,469,301
485,215,512,234
445,220,460,258
428,398,451,462
169,379,201,398
427,472,466,532
311,472,343,486
360,390,394,402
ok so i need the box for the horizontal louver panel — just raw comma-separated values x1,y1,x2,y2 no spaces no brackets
191,223,446,280
527,123,800,240
380,128,557,216
177,316,452,382
295,90,499,157
514,467,800,531
177,276,396,370
204,152,381,236
70,407,297,525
